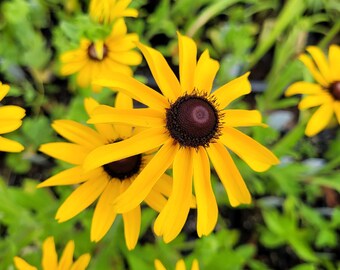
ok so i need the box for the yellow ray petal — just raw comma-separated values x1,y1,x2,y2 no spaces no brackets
221,127,279,172
176,260,186,270
94,75,169,110
285,82,324,96
305,103,334,137
334,102,340,124
0,105,25,119
0,136,24,152
57,240,74,270
154,260,166,270
91,180,119,242
76,64,93,88
106,33,139,51
152,173,173,198
299,54,329,87
111,92,133,138
222,109,265,127
207,142,251,207
52,120,105,148
194,50,219,95
13,257,38,270
123,206,141,250
0,83,10,101
193,147,218,237
113,139,178,213
137,42,182,101
154,148,193,243
306,46,332,83
108,50,142,66
37,166,87,187
212,72,251,110
56,175,109,222
329,45,340,81
111,18,127,36
144,190,167,212
69,254,91,270
39,142,89,165
83,126,168,171
298,94,332,110
177,32,197,94
0,119,23,134
88,106,164,128
191,259,199,270
42,237,58,270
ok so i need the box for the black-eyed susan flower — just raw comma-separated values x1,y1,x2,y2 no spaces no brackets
13,236,90,270
84,32,280,243
0,82,25,152
60,18,141,92
155,259,199,270
38,94,173,250
286,45,340,136
89,0,138,24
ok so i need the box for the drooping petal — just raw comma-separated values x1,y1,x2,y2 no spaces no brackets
137,42,182,101
222,110,265,127
56,175,109,222
191,259,200,270
13,257,37,270
306,46,332,83
42,237,58,270
94,75,169,110
144,190,167,212
299,54,329,87
207,142,251,207
285,82,324,96
154,148,193,243
91,180,119,242
220,127,280,172
69,254,91,270
39,143,89,165
113,139,178,213
83,127,168,171
305,103,334,137
0,136,24,152
178,32,197,94
193,147,218,237
298,94,333,110
329,45,340,81
194,50,219,95
175,260,186,270
57,240,74,270
154,260,166,270
122,206,141,250
212,72,251,110
0,105,25,119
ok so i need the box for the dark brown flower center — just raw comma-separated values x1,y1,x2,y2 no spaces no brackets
166,94,220,147
330,81,340,100
103,154,142,180
87,43,108,61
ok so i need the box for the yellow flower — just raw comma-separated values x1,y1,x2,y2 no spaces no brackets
285,45,340,136
13,236,90,270
89,0,138,24
84,32,280,243
155,259,199,270
60,19,142,92
0,82,25,152
38,93,173,250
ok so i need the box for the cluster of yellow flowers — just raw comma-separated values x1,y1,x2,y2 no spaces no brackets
1,0,339,269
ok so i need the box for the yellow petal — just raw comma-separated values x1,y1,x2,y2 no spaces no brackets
0,83,10,101
112,92,133,138
0,136,24,152
42,237,58,270
154,148,193,243
191,259,199,270
305,103,334,137
39,142,89,165
144,189,167,212
88,106,164,128
329,45,340,81
177,32,197,94
176,260,186,270
76,64,93,88
13,257,38,270
94,75,169,110
57,240,74,270
0,105,25,119
91,180,119,242
69,254,91,270
222,109,265,127
110,18,127,36
52,120,105,148
114,139,178,213
285,82,324,96
137,42,182,102
56,175,108,222
207,142,251,207
154,260,166,270
106,33,139,52
83,127,168,171
299,54,329,87
122,206,141,250
221,127,279,172
298,94,332,110
334,102,340,124
306,46,332,83
0,119,23,134
212,72,251,109
108,50,142,66
193,147,217,237
194,50,219,95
